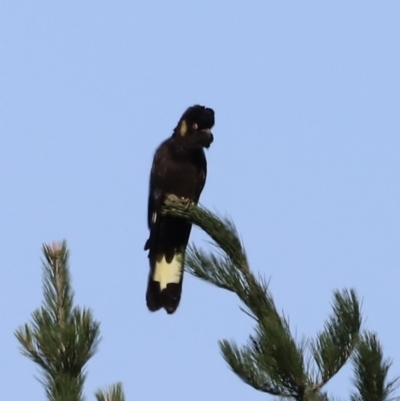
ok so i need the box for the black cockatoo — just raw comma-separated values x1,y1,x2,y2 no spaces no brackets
144,105,215,314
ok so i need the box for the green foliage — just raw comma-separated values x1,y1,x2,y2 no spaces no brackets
312,290,361,389
15,241,125,401
96,383,125,401
15,203,398,401
162,199,398,401
351,333,398,401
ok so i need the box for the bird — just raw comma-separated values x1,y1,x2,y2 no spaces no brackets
144,105,215,314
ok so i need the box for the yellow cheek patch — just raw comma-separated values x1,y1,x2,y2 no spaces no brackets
179,120,187,136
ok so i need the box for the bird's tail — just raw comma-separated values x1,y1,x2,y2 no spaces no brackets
146,252,184,314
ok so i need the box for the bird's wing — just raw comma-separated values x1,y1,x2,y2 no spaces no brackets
147,144,168,229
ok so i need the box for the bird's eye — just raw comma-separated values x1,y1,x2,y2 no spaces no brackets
192,123,198,129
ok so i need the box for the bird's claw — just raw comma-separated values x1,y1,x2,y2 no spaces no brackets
181,197,193,210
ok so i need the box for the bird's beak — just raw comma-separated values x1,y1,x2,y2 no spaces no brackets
200,128,214,148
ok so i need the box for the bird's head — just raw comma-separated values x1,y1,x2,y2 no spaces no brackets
174,105,215,149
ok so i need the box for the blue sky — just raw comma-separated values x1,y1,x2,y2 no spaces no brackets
1,1,399,400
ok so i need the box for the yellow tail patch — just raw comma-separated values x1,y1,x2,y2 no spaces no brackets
153,254,183,290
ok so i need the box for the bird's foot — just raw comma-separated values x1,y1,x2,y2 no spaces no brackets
165,194,193,209
166,194,181,203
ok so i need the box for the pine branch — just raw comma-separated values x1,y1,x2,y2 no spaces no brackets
351,332,399,401
311,289,362,390
15,241,101,401
162,199,309,399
